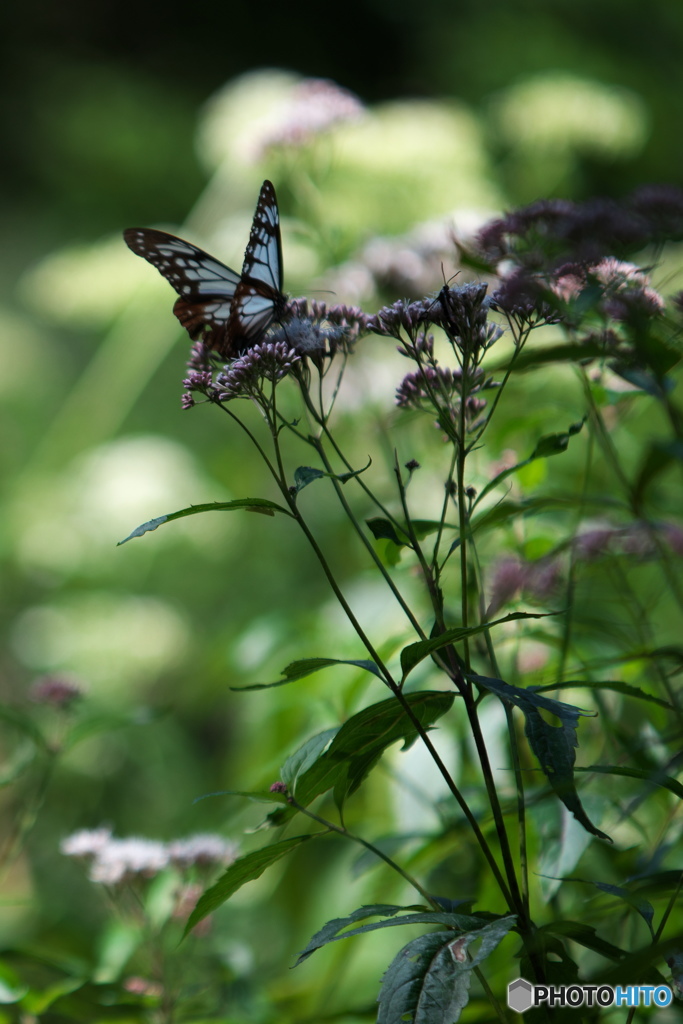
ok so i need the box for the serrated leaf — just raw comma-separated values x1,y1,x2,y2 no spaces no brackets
377,917,516,1024
118,498,292,544
266,692,454,826
296,905,421,964
471,673,610,841
296,906,502,965
400,612,553,679
184,835,313,936
532,679,673,710
232,657,382,691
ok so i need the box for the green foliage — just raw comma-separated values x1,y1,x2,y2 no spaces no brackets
4,68,683,1024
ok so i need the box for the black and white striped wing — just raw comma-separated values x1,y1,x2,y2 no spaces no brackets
227,180,287,353
124,227,241,350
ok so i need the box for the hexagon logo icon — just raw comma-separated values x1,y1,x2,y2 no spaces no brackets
508,978,534,1013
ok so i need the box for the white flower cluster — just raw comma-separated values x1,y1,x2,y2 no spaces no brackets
61,828,237,886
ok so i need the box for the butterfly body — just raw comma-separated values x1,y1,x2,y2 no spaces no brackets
124,180,285,358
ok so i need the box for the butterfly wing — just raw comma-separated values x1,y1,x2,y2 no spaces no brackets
226,180,287,354
124,227,241,350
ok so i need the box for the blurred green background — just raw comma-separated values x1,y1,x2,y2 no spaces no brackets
2,1,683,1020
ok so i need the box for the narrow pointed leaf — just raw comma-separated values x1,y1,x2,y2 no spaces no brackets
296,905,420,964
575,764,683,800
337,457,372,483
532,679,674,710
551,878,655,937
232,657,383,691
184,835,313,936
592,882,655,936
297,906,503,965
474,420,584,506
118,498,292,544
400,612,553,679
541,921,626,961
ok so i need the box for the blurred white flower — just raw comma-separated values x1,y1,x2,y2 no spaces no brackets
168,834,238,868
61,830,238,886
88,837,169,885
60,827,112,858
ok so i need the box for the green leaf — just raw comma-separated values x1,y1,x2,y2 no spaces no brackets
351,834,425,878
531,679,674,710
530,421,584,459
592,882,655,937
610,364,668,398
474,420,584,507
575,764,683,800
196,788,288,804
184,835,314,936
280,728,339,789
0,741,36,787
293,466,325,492
0,960,29,1004
296,905,425,964
489,341,607,374
337,457,372,483
471,673,610,841
628,322,680,377
19,976,85,1014
266,691,454,825
296,905,505,965
540,920,626,961
366,518,408,546
366,518,455,549
632,441,682,512
0,705,48,751
294,459,372,493
552,878,655,938
377,917,516,1024
118,498,293,544
232,657,383,691
400,612,553,679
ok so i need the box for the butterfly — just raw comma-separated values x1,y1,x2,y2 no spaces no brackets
124,180,286,358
